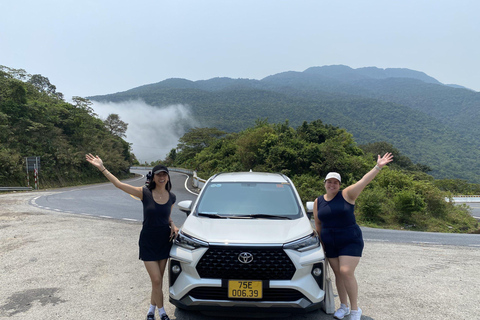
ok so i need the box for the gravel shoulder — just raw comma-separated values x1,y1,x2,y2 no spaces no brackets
1,191,479,320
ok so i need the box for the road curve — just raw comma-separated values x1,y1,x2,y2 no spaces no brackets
30,169,196,227
30,169,480,247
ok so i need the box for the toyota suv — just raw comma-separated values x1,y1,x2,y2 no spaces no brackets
169,172,326,315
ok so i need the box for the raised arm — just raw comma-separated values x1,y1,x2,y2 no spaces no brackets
85,153,143,199
343,152,393,203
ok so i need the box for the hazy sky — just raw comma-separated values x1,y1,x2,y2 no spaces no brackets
1,1,479,162
1,0,479,100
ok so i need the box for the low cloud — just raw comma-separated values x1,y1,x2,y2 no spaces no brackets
92,100,198,163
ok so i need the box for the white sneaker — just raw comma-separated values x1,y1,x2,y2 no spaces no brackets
333,303,350,319
349,307,362,320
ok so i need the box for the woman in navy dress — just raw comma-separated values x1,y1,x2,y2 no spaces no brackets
314,153,393,320
86,154,178,320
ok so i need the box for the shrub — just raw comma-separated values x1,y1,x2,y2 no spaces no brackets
356,187,389,224
393,189,426,224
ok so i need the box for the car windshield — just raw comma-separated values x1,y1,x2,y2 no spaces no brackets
196,182,301,218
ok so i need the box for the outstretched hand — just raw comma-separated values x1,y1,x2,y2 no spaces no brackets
85,153,104,170
377,152,393,168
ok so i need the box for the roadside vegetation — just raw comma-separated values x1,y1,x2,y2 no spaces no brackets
162,121,479,234
0,66,135,188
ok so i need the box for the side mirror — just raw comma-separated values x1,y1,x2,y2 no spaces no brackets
306,201,314,213
178,200,193,216
306,201,314,220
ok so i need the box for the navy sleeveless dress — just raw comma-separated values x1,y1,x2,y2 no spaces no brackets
139,187,176,261
317,191,364,258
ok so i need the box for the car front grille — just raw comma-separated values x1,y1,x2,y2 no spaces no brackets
188,287,305,301
196,246,296,280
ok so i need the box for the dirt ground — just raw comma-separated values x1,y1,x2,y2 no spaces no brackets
1,191,479,320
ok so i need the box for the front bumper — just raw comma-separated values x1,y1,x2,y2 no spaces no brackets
170,294,323,313
168,244,326,313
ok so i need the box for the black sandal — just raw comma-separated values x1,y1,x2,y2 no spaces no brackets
160,314,170,320
146,313,155,320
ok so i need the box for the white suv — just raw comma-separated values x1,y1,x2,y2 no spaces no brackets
169,172,326,315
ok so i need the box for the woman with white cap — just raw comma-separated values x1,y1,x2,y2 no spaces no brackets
313,153,393,320
86,154,178,320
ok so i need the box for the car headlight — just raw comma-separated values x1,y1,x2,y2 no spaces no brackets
174,231,209,250
283,232,320,252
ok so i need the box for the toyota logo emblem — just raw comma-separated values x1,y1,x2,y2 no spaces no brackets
238,252,254,264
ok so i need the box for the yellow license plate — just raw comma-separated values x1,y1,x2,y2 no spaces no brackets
228,280,263,299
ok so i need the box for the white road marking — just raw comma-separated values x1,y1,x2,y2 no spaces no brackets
411,241,441,245
183,174,199,196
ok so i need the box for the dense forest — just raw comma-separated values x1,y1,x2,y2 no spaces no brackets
1,65,478,233
163,123,479,233
0,66,135,187
88,65,480,183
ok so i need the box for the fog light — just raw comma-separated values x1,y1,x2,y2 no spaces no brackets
172,265,181,274
312,267,322,277
169,260,182,287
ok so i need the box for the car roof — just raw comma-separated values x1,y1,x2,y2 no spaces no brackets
209,172,290,184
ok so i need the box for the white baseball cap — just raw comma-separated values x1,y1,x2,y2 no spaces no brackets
324,172,341,182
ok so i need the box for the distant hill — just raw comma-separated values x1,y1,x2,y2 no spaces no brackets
88,65,480,183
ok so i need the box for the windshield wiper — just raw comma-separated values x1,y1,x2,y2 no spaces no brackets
235,214,292,220
197,212,227,219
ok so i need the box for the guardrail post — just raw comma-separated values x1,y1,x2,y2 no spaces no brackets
193,171,198,188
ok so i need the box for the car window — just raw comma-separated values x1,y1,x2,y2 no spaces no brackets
196,182,301,217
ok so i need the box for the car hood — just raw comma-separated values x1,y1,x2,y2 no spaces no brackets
181,215,314,244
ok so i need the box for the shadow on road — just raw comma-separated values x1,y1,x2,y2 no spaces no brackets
173,307,376,320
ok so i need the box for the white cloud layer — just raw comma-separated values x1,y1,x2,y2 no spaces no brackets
92,100,198,163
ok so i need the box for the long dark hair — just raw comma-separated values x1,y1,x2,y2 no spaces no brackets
147,174,172,192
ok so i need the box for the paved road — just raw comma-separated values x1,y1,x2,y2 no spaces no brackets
362,226,480,247
31,168,480,247
31,169,196,228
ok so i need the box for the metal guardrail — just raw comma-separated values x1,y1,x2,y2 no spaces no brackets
169,167,206,189
449,196,480,203
452,195,480,198
0,187,33,191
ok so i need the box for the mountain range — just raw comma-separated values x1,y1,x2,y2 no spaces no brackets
88,65,480,183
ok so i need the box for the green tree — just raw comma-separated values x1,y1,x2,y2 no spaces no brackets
72,96,95,115
169,119,478,233
27,74,63,100
0,66,134,187
104,113,128,138
176,127,226,164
